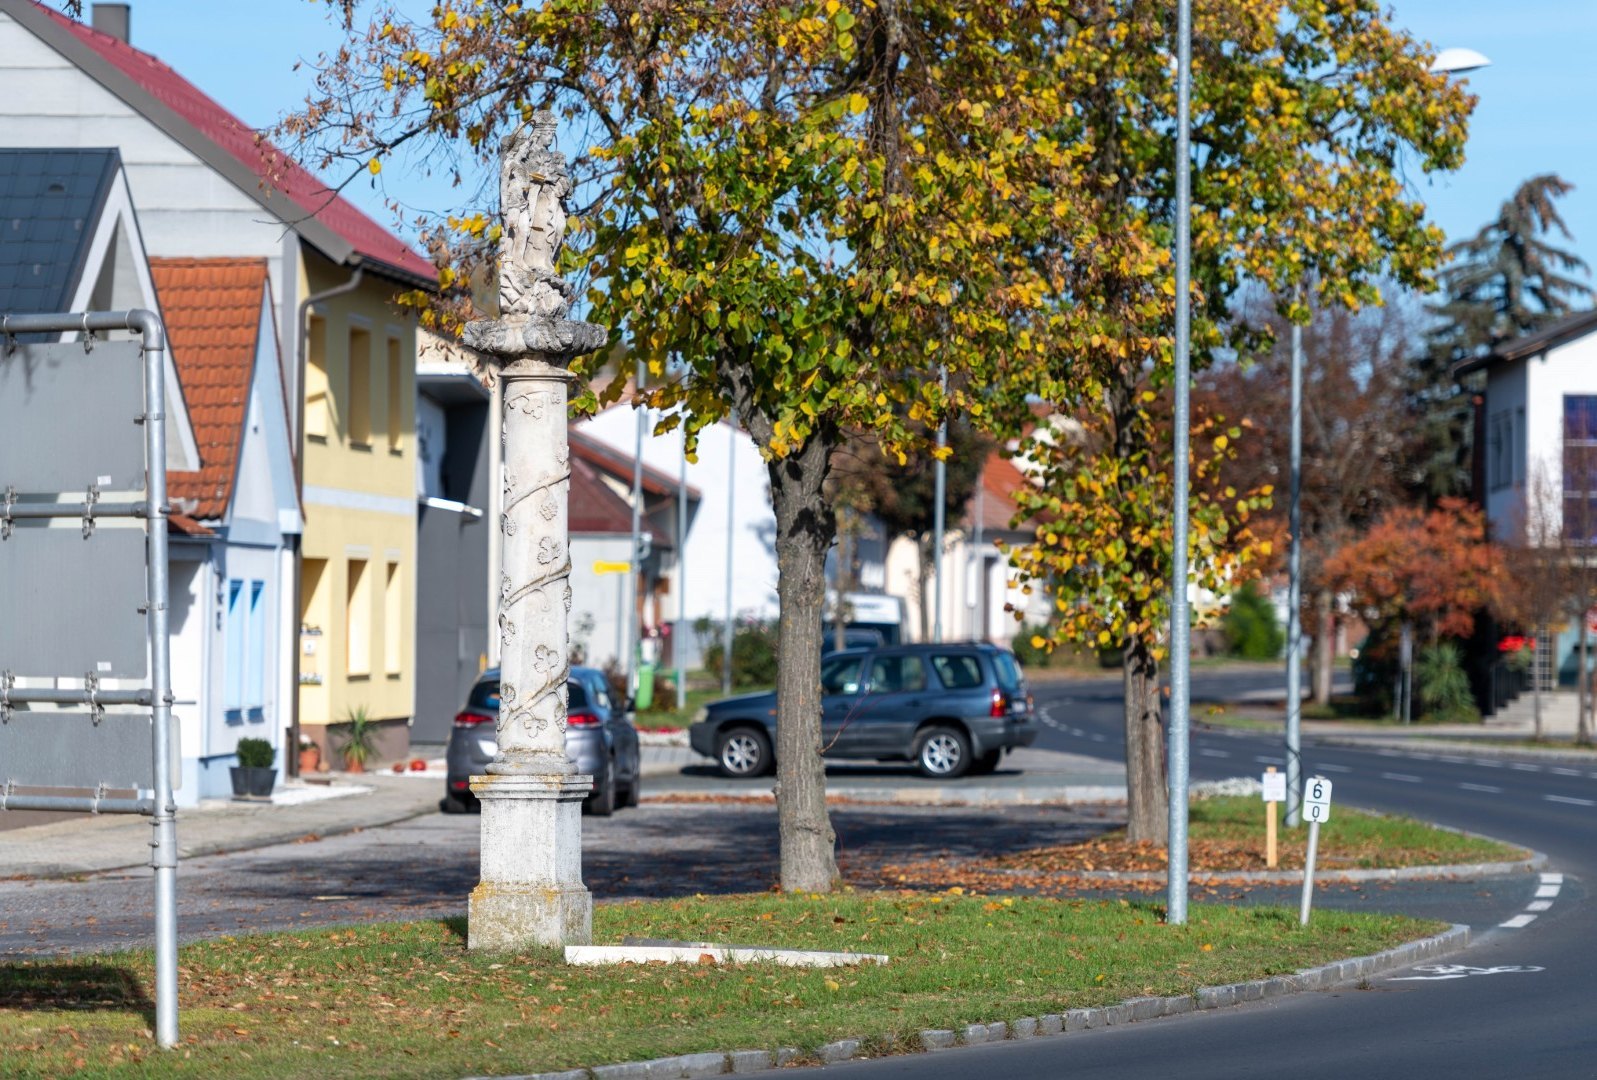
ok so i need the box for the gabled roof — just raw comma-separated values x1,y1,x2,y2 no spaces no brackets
1460,308,1597,374
152,257,271,521
966,454,1032,536
570,429,702,502
571,453,661,540
5,0,434,289
0,147,117,316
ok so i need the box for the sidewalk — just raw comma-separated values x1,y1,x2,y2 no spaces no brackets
0,772,442,879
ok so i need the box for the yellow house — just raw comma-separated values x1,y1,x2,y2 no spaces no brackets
296,251,419,764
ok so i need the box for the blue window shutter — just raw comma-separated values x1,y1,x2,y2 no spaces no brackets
246,581,267,711
224,580,245,711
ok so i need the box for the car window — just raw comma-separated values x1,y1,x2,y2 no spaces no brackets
468,680,501,711
567,681,589,709
930,654,984,690
993,652,1023,693
821,656,864,695
869,654,926,693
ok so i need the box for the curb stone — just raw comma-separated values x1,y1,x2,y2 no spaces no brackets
468,925,1469,1079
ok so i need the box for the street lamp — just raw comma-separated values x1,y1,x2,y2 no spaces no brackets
1285,44,1489,826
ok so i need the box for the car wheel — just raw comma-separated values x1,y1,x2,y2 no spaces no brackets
969,748,1003,775
585,758,617,817
439,792,473,814
716,727,772,778
621,769,641,808
916,725,972,779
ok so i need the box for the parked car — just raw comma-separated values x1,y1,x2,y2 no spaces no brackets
443,665,642,816
820,626,887,653
689,643,1035,779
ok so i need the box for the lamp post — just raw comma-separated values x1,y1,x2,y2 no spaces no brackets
461,115,607,950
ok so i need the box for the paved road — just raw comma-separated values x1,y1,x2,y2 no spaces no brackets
791,674,1597,1079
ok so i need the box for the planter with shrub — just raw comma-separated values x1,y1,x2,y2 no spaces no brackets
230,737,277,798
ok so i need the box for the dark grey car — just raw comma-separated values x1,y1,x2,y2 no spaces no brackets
443,665,642,815
688,643,1035,779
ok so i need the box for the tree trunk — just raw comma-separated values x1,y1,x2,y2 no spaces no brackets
768,436,840,892
1122,635,1168,844
1533,622,1544,741
1581,620,1590,747
1313,590,1334,707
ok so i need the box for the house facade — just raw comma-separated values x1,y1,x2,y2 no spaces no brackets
0,0,435,764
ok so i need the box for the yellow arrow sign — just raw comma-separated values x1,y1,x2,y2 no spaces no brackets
593,561,632,575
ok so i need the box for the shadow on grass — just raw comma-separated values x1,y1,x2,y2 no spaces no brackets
0,962,153,1027
439,916,469,946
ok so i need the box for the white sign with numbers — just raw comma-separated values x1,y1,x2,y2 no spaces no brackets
1304,776,1333,822
1261,771,1287,802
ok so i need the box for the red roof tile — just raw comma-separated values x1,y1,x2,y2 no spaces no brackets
34,3,434,286
570,453,660,540
152,257,270,521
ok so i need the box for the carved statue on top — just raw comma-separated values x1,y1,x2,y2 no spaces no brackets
499,113,576,320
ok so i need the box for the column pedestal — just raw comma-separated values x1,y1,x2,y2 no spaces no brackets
467,772,593,950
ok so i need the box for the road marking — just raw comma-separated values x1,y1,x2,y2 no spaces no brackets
1542,873,1564,885
1460,783,1503,794
1089,733,1107,742
1375,749,1404,757
1545,794,1596,807
1253,755,1284,765
1381,772,1423,783
1526,900,1553,912
1438,755,1473,765
1476,760,1504,768
1500,914,1537,929
1391,964,1543,980
1511,763,1543,772
1317,763,1352,773
1199,748,1231,758
1535,884,1562,899
1551,767,1583,777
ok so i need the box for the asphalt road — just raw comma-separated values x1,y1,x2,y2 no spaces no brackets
792,672,1597,1080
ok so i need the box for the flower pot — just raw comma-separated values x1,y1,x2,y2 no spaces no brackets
230,766,277,798
343,757,366,775
298,746,322,774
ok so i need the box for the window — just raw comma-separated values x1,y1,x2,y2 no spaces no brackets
868,654,926,693
1487,410,1512,492
992,651,1023,694
931,653,984,690
1565,396,1597,543
383,561,402,675
346,558,370,675
305,315,329,440
224,578,267,714
387,337,404,452
348,326,372,446
820,656,863,695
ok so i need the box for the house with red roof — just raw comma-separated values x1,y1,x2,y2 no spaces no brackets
152,257,301,801
0,1,434,765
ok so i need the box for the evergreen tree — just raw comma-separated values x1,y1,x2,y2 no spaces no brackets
1409,175,1593,499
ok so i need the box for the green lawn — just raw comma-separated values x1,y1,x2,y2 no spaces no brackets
0,893,1442,1078
635,684,773,731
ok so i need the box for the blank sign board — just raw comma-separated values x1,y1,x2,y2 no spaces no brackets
0,526,147,677
0,341,145,493
0,710,155,790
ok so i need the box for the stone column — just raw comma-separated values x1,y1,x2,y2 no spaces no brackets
462,114,607,951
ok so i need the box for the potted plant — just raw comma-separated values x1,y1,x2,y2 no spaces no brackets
230,738,277,798
297,734,322,774
337,706,378,773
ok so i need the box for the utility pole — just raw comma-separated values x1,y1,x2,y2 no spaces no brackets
1167,0,1194,927
676,423,688,710
1286,298,1304,827
932,365,948,642
722,412,737,696
628,358,646,699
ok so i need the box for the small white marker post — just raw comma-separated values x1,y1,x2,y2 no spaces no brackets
1299,776,1333,926
1262,766,1285,869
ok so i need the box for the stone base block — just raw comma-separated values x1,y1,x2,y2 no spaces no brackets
469,882,592,951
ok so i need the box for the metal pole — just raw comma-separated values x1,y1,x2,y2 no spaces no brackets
629,359,646,698
1286,305,1304,827
676,424,688,710
972,473,985,642
1299,817,1321,926
723,411,737,696
932,365,947,643
1167,0,1194,927
137,310,179,1049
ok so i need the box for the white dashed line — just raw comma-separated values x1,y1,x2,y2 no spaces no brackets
1460,783,1503,794
1381,772,1422,783
1542,873,1564,885
1254,755,1284,765
1545,794,1596,807
1526,900,1553,912
1551,768,1583,777
1510,763,1543,772
1438,755,1472,765
1199,749,1231,759
1500,914,1537,929
1089,734,1106,742
1503,872,1565,928
1375,749,1404,757
1534,884,1561,899
1317,763,1352,773
1476,760,1504,768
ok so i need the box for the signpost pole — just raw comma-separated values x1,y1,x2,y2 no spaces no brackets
1265,766,1279,870
1299,819,1321,926
1299,776,1333,926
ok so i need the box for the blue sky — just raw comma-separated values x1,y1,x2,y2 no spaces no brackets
111,0,1597,275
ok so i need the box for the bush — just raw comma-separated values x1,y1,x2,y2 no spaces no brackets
702,621,780,688
1222,581,1284,660
236,737,275,769
1416,642,1479,722
1011,625,1053,668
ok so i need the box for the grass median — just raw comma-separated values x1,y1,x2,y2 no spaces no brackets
0,892,1442,1078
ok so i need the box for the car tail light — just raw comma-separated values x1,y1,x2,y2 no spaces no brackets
990,689,1009,717
568,711,601,728
453,711,492,729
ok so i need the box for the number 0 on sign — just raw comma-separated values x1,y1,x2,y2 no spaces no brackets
1304,777,1333,822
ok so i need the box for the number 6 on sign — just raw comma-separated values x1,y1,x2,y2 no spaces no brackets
1304,776,1333,822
